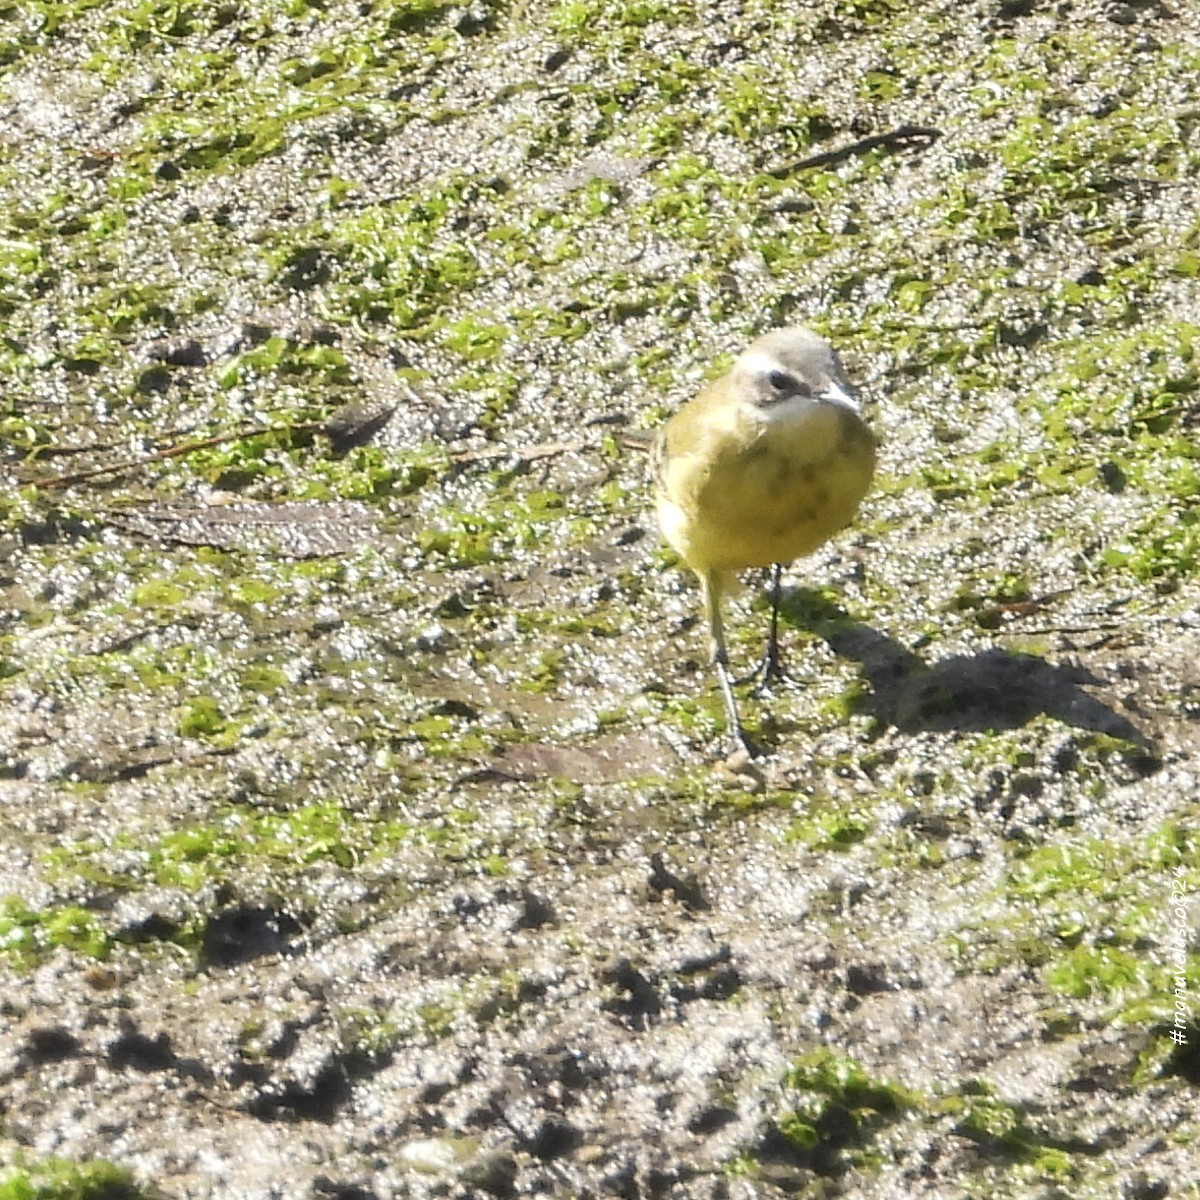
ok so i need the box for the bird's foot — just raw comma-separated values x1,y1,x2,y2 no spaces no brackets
718,737,769,788
712,661,770,761
727,725,770,762
734,640,789,696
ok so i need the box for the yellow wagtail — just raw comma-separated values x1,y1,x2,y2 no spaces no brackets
652,326,877,755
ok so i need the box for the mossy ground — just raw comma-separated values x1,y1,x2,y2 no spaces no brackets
1,0,1198,1197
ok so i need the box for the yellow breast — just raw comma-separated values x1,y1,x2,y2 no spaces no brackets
656,400,876,574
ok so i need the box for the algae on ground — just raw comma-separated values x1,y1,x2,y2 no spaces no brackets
1,0,1199,1197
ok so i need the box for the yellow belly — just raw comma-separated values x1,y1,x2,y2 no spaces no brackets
657,405,876,574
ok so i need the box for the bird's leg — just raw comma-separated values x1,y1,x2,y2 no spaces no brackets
703,571,762,758
762,561,787,687
735,563,788,693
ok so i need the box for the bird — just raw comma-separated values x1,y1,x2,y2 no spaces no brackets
652,325,877,757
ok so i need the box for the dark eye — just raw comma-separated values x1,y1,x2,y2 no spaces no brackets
768,370,794,391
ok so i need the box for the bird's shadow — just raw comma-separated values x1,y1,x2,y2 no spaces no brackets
774,586,1160,764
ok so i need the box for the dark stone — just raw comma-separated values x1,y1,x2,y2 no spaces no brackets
109,1028,176,1072
23,1026,81,1064
201,905,300,967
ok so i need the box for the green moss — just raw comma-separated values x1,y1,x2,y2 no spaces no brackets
1044,944,1148,1001
39,799,419,905
954,823,1200,1014
0,898,111,968
784,804,873,850
785,1050,917,1113
416,1000,456,1038
334,1005,405,1067
177,695,234,741
0,1157,158,1200
130,579,190,609
757,1050,917,1174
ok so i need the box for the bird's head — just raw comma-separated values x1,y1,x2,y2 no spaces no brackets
731,326,861,422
